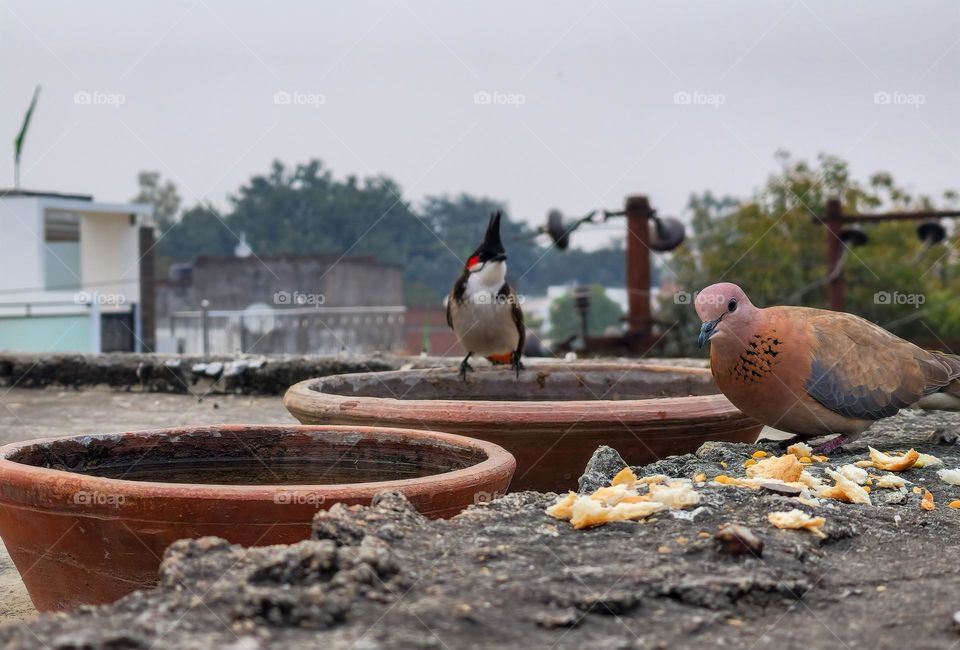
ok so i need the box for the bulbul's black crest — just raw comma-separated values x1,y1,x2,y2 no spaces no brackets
469,211,506,266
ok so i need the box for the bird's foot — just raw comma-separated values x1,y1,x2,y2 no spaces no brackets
511,352,524,380
812,434,850,456
458,359,474,382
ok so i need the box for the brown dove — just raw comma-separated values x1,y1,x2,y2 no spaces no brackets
694,282,960,453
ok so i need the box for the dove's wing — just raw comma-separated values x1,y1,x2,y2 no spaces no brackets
804,311,960,421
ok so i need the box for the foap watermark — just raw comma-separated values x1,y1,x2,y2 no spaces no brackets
673,90,725,108
874,291,925,308
473,90,526,108
74,90,126,109
873,91,925,108
274,290,326,307
73,490,125,507
673,290,726,306
273,492,326,506
473,490,505,505
471,292,526,306
273,90,326,108
74,291,127,306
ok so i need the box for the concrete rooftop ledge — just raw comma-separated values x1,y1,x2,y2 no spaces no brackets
0,353,707,395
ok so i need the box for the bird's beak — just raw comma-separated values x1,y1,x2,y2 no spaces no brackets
698,316,721,349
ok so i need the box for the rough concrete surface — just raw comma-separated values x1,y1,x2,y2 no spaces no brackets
1,406,959,649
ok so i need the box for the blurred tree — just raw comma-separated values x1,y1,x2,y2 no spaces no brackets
156,204,234,264
658,152,960,356
153,159,656,304
549,285,625,340
132,171,181,230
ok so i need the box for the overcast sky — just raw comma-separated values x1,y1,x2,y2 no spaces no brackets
3,1,959,249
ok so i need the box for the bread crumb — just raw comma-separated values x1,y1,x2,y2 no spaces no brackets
937,468,960,485
914,453,943,468
866,447,920,472
838,464,869,485
768,509,827,539
786,442,813,459
746,454,803,483
610,467,637,486
545,492,577,519
818,469,872,505
921,489,935,512
874,474,907,489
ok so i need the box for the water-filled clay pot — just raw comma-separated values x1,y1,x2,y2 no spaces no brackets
0,424,515,611
284,362,763,492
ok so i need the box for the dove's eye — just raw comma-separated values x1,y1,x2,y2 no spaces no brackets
727,299,738,313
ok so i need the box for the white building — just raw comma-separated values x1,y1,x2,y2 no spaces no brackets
0,190,154,353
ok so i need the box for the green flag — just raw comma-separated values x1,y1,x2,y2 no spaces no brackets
14,85,41,186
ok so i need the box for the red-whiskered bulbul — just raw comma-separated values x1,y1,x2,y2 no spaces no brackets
446,212,525,381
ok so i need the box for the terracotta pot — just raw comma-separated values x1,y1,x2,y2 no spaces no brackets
284,362,763,492
0,424,515,611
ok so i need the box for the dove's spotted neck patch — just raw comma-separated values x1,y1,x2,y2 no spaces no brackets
729,331,784,383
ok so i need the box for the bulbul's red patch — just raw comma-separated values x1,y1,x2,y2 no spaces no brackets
467,255,480,270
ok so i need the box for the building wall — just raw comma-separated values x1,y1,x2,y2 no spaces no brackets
157,255,404,316
80,212,142,306
0,314,91,352
0,198,44,298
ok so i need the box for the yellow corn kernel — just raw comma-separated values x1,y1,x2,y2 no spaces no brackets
863,486,871,493
744,459,757,467
752,450,767,459
693,472,706,482
799,456,812,464
948,500,960,509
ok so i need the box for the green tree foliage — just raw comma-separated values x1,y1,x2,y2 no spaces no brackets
132,171,181,230
549,285,625,340
659,152,960,356
148,160,630,301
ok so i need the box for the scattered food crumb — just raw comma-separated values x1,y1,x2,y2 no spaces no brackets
937,469,960,486
818,469,872,505
786,441,813,459
768,509,827,539
914,453,943,468
862,447,920,472
921,489,935,512
746,454,803,483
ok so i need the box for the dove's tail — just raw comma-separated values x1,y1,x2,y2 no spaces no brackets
915,351,960,410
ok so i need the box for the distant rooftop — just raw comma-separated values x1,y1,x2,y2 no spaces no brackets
0,189,93,201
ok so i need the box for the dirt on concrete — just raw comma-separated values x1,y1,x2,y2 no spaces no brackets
1,408,959,649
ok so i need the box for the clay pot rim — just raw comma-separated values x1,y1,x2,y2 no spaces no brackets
284,362,749,425
0,424,517,508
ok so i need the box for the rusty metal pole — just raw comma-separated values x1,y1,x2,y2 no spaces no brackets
825,198,845,311
625,195,652,351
